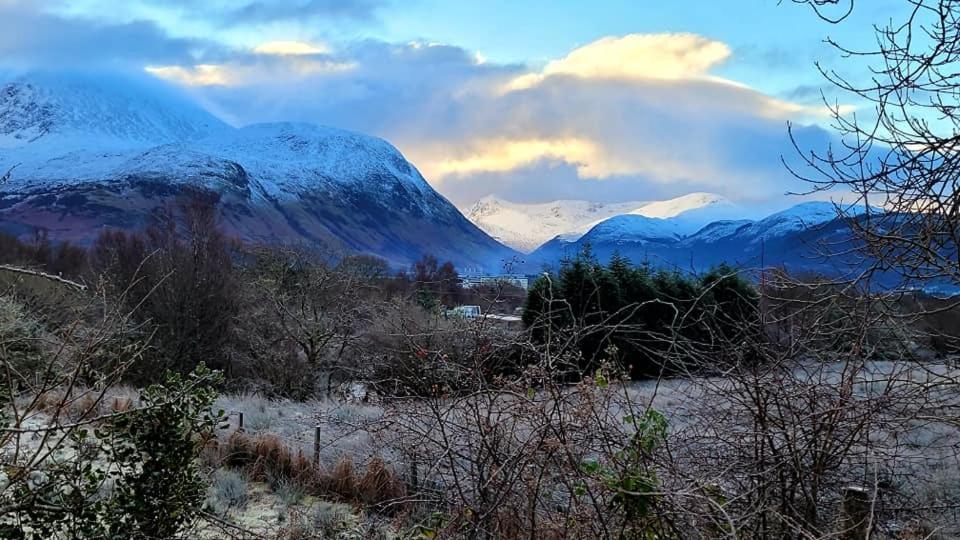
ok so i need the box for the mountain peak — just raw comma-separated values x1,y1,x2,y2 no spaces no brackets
0,70,229,149
629,192,730,219
463,198,647,253
0,70,514,268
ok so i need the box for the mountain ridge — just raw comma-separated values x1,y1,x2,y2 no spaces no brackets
462,197,647,253
0,71,517,270
529,200,880,279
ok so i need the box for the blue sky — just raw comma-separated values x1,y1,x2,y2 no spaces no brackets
0,0,909,206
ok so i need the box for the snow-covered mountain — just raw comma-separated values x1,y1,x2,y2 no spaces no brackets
529,199,880,277
463,192,750,252
0,71,228,149
640,193,749,235
0,71,516,268
629,192,731,219
463,197,645,253
740,201,867,242
551,192,749,244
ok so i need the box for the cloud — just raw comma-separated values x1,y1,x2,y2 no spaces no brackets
147,53,356,87
161,35,827,206
52,0,387,28
0,1,226,68
505,33,731,91
422,138,599,179
220,0,386,24
443,161,684,205
253,40,330,56
0,2,833,208
145,64,238,86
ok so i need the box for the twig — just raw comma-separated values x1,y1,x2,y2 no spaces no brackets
0,264,87,290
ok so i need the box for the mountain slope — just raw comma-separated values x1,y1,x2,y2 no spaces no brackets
529,200,878,277
0,72,516,269
0,71,228,149
464,192,750,253
557,192,746,242
628,192,731,219
463,197,645,253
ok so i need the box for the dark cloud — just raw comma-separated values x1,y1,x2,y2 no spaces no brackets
222,0,387,24
733,44,808,71
0,1,227,69
782,83,827,102
437,162,683,207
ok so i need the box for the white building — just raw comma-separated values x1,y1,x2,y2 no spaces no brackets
446,305,482,319
460,274,530,291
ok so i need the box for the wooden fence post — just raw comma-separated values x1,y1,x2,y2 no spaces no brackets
314,425,322,466
839,485,871,540
410,456,419,492
237,412,244,432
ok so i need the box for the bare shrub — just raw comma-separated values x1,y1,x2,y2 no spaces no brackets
234,246,382,399
357,456,404,508
208,468,250,511
88,189,240,383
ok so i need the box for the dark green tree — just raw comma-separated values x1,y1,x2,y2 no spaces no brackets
522,253,760,379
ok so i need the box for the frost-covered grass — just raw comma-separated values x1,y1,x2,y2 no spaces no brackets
10,358,960,538
213,393,387,467
206,468,249,512
211,358,960,536
196,471,389,539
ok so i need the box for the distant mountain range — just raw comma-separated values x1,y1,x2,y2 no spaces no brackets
462,197,647,253
464,193,759,253
0,71,516,269
462,191,899,283
0,71,908,284
526,201,883,280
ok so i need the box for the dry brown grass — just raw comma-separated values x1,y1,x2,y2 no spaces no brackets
326,457,356,500
33,390,63,415
108,395,133,413
34,389,102,420
251,434,317,490
67,392,100,420
357,456,404,507
217,430,404,507
222,430,256,468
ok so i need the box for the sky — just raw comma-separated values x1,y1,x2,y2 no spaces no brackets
0,0,910,207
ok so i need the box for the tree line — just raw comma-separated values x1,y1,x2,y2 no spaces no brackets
524,248,759,378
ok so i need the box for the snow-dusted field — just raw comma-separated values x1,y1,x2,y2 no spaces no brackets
6,359,960,537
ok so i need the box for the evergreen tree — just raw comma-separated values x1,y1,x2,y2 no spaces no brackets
522,255,760,379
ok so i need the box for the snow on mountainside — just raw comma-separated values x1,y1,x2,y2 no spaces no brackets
465,193,746,252
567,200,868,252
0,71,228,149
740,201,869,242
463,197,645,253
577,214,680,244
0,71,515,268
630,192,729,219
552,193,746,244
527,197,883,279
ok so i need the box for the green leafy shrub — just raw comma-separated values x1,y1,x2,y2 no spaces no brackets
0,365,225,539
580,409,670,537
99,364,226,537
